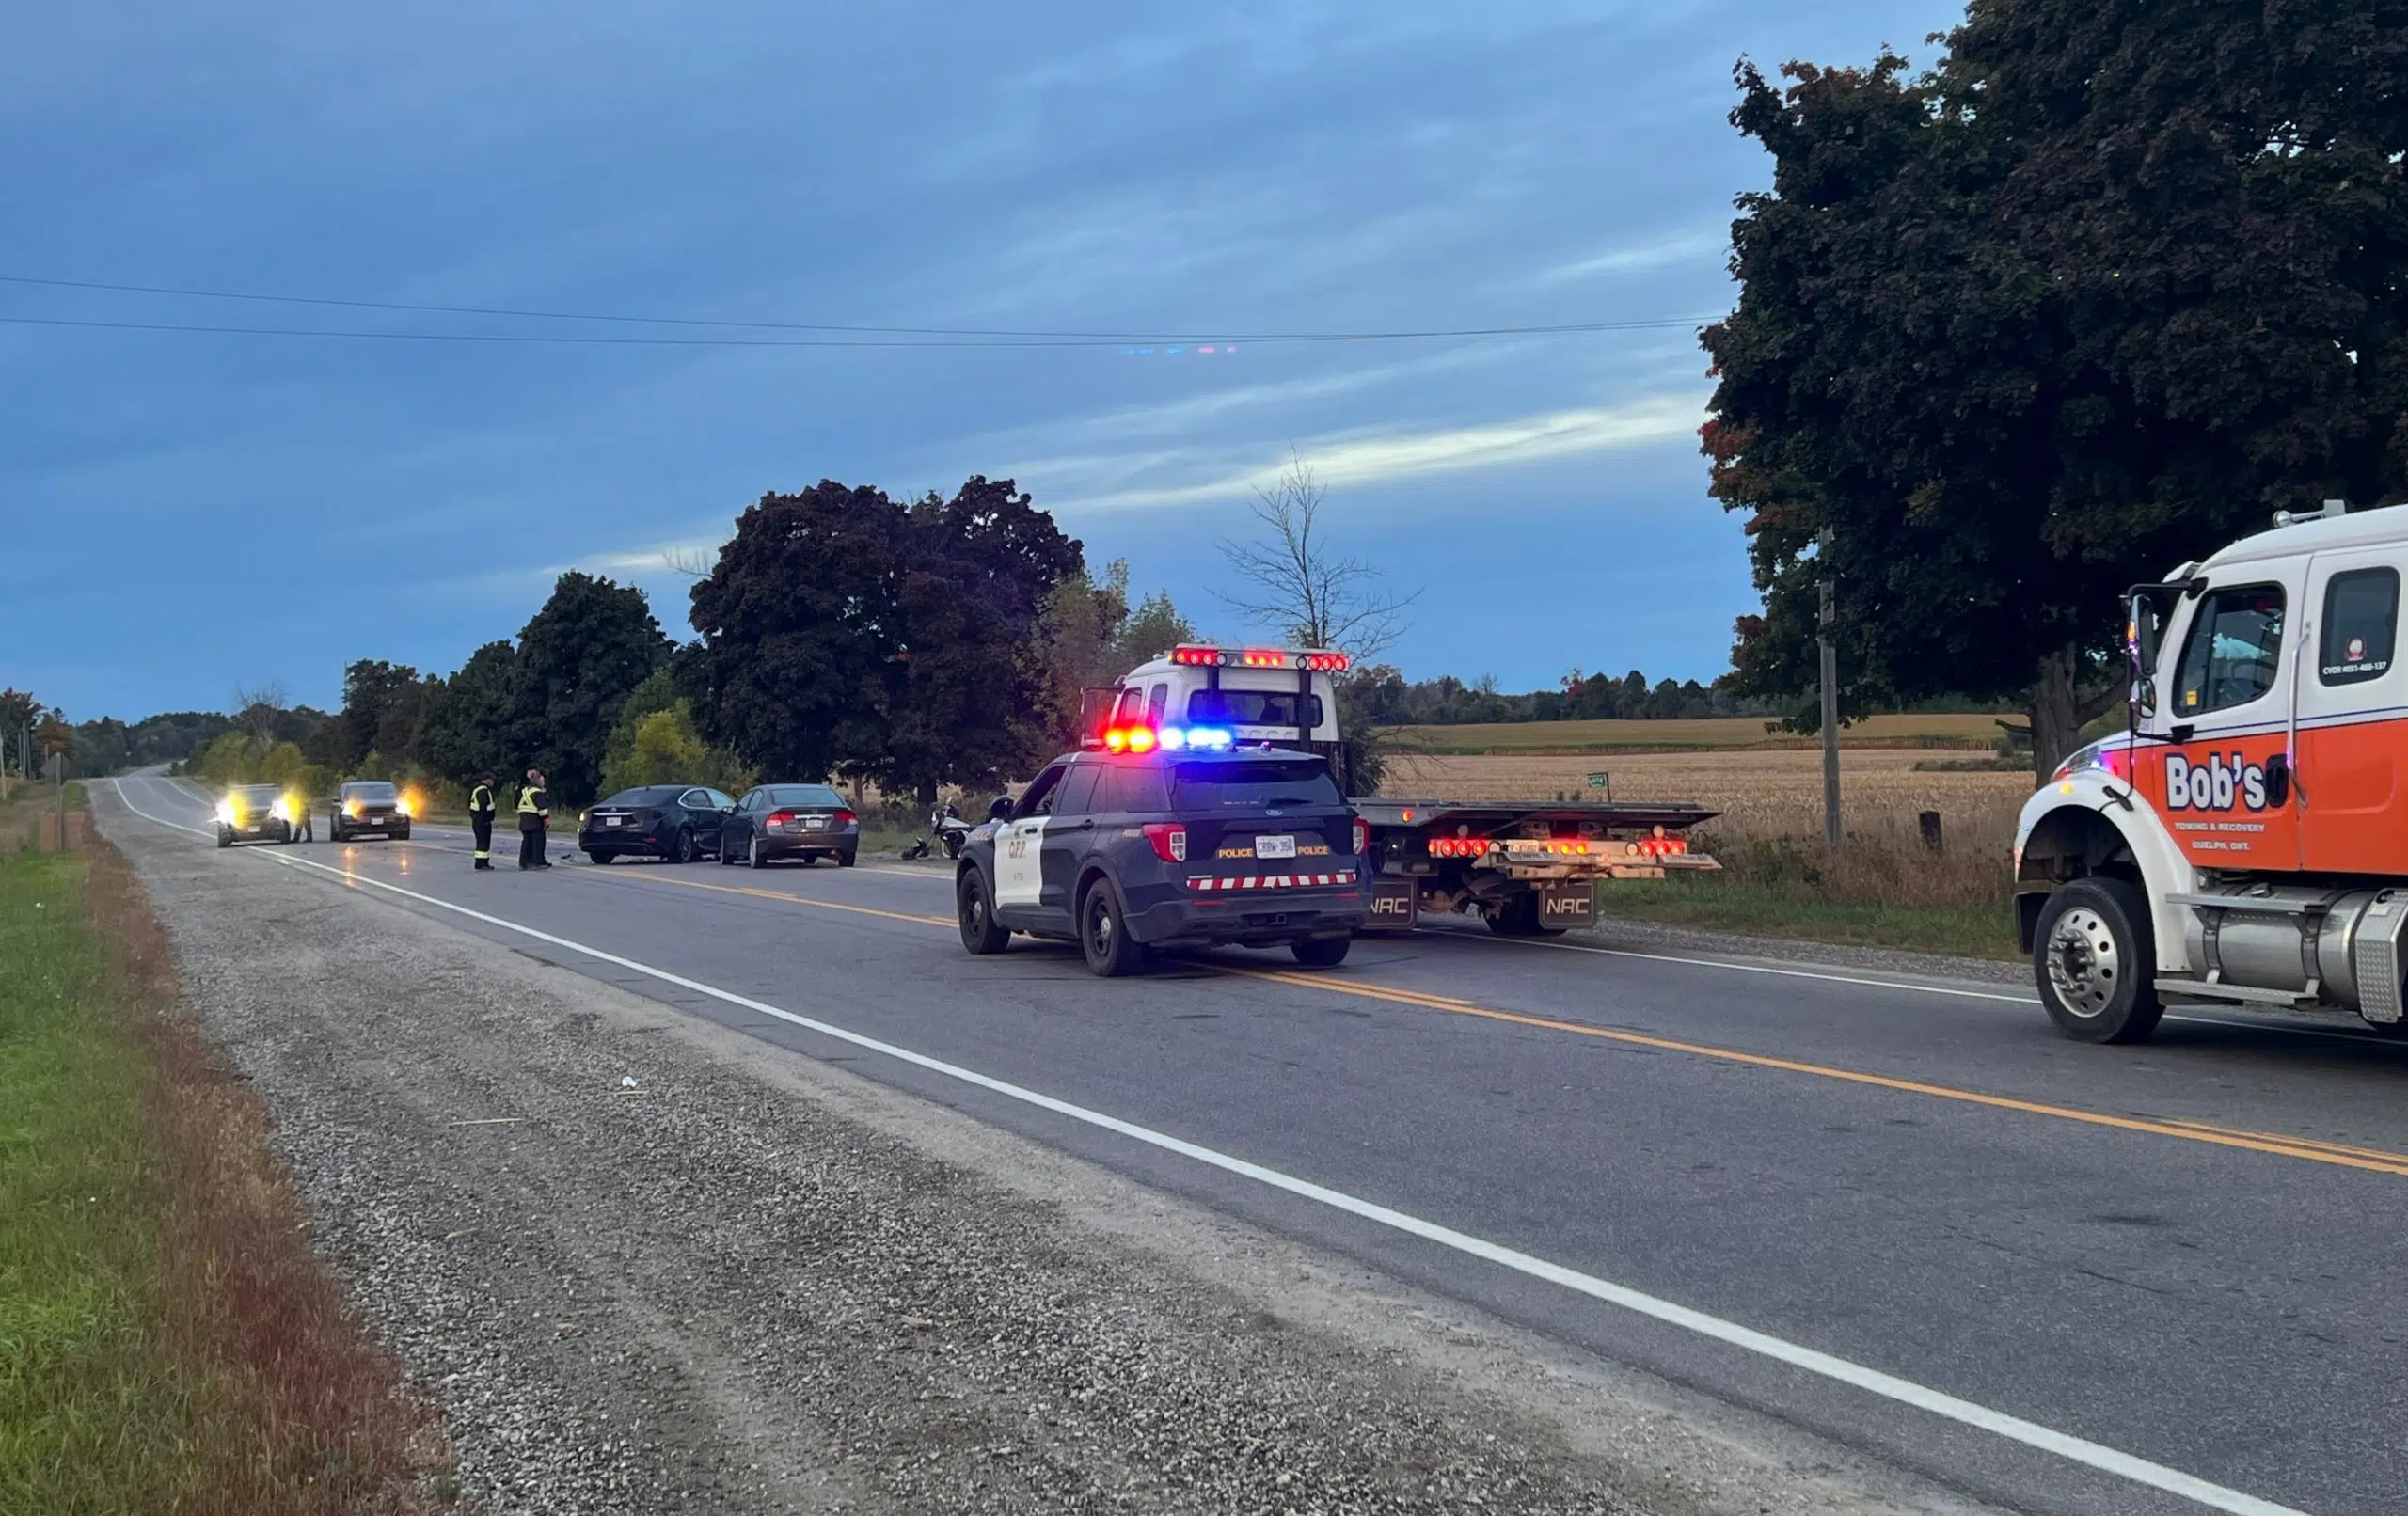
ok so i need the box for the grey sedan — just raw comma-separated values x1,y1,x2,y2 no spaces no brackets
718,783,859,867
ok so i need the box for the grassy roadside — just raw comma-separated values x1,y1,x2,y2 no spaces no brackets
0,819,443,1513
1593,877,2018,960
1592,822,2022,962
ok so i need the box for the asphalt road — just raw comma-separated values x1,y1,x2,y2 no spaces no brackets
113,774,2408,1516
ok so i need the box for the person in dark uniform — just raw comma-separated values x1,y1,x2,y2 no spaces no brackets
516,768,551,870
468,773,499,869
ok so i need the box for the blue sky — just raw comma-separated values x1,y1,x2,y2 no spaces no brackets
4,0,1960,721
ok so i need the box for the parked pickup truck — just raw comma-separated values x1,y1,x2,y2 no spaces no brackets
1084,644,1720,937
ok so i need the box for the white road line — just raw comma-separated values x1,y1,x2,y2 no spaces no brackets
105,778,2310,1516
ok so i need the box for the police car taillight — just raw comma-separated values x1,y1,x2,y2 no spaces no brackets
1352,817,1370,855
1144,823,1187,862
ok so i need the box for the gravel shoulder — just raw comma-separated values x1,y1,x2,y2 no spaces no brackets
97,784,2004,1516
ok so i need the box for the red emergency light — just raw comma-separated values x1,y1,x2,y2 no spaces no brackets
1167,644,1350,672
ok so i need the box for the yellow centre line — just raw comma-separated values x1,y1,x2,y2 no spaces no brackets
568,862,955,927
564,857,2408,1180
1231,968,2408,1177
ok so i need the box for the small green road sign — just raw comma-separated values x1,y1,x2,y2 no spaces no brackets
1585,772,1609,789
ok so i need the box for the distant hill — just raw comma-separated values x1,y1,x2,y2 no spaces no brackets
1385,713,2004,754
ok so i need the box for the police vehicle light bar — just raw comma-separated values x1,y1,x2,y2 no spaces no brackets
1103,723,1234,754
1168,644,1350,672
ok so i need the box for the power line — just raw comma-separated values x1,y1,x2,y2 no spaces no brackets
0,272,1714,345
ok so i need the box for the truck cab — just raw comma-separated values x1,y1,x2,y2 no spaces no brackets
1096,644,1347,748
2015,501,2407,1041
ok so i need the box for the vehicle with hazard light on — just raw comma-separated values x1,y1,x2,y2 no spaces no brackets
955,729,1370,975
1084,645,1722,939
2015,500,2408,1042
214,783,299,847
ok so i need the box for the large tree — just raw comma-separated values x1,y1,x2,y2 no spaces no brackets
685,482,910,784
1704,5,2408,777
511,572,673,804
325,661,421,772
685,477,1083,799
878,478,1085,798
414,640,520,784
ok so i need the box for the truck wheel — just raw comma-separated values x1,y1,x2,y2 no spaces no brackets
958,867,1010,955
1079,880,1149,977
2034,877,2162,1044
1291,936,1352,969
1486,893,1539,937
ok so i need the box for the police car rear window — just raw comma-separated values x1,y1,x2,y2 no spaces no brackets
1171,760,1341,809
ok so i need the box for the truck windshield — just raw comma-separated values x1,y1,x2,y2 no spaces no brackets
1172,760,1342,809
1186,690,1323,729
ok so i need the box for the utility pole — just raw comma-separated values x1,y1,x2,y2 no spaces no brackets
1818,529,1841,849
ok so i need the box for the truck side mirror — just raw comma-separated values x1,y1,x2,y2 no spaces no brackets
988,795,1015,823
2131,677,2158,717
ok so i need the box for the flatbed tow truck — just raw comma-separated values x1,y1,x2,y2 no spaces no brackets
1085,645,1720,937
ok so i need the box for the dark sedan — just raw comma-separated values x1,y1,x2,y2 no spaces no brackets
328,780,411,842
716,783,858,868
579,785,735,864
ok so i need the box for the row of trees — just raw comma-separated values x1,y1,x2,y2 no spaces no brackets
1345,668,1765,728
1706,2,2408,775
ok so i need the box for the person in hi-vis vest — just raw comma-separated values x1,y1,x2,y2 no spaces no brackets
468,773,498,870
516,769,551,870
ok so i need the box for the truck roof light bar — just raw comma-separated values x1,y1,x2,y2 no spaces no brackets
1168,644,1350,672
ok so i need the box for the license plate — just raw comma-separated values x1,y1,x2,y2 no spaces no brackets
1256,834,1297,860
801,815,831,828
607,818,626,828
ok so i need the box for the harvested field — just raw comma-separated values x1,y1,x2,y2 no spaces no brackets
1387,713,2008,753
1377,747,2035,829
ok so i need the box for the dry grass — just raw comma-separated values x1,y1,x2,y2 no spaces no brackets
1,818,446,1514
1380,748,2035,823
1387,712,2009,753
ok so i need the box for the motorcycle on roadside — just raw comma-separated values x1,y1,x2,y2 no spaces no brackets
901,801,974,861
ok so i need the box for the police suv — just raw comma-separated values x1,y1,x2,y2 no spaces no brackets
956,728,1371,975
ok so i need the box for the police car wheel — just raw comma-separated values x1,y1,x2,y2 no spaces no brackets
2033,876,2163,1044
216,828,234,849
1080,880,1149,977
1291,935,1352,969
958,867,1010,955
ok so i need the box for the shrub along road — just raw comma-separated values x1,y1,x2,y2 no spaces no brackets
100,774,2408,1516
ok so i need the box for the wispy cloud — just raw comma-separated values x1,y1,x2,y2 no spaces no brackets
1038,390,1704,512
1534,229,1725,285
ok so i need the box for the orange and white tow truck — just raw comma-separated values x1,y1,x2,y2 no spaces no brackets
2015,501,2406,1040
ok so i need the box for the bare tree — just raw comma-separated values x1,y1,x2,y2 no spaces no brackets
232,681,290,742
662,545,715,578
1214,453,1418,659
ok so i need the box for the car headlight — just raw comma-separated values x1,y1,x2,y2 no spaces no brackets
396,796,414,817
214,799,237,824
270,798,293,822
345,799,361,817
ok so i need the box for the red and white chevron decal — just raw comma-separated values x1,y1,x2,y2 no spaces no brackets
1187,870,1358,892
